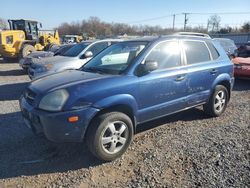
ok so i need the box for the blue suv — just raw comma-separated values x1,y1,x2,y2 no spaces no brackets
20,35,234,161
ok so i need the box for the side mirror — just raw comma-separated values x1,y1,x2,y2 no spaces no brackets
136,60,158,76
81,51,93,59
145,60,158,72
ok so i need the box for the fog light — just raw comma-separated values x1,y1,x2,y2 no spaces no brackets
68,116,79,122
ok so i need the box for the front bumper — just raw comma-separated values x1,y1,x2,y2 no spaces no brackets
19,96,99,142
0,44,17,58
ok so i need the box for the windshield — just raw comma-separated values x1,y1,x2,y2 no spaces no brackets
81,41,148,75
63,42,90,57
12,21,26,30
54,45,74,56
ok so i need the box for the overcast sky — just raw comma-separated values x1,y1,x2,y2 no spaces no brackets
1,0,250,29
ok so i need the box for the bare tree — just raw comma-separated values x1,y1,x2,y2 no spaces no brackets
241,22,250,33
207,15,221,33
0,18,8,30
57,16,249,38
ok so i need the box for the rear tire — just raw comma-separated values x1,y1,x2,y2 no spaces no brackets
20,44,35,58
203,85,229,117
86,112,134,161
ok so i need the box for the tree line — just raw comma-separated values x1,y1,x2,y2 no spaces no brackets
51,16,250,37
0,16,250,37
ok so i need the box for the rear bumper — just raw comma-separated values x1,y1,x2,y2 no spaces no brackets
234,67,250,78
19,96,99,143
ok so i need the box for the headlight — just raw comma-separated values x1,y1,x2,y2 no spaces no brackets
39,89,69,111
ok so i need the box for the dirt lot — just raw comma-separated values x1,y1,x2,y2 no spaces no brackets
0,58,249,188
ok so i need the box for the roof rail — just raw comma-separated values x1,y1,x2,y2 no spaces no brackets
174,32,211,39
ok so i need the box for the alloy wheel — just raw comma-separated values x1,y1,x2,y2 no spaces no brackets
214,90,226,113
101,121,128,154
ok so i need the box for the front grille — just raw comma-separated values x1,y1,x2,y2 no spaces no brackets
24,88,37,106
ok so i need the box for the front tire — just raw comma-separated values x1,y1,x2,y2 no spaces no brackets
203,85,229,117
20,44,35,58
86,112,134,161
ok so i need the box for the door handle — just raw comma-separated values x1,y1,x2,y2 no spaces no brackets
210,69,218,74
175,75,185,81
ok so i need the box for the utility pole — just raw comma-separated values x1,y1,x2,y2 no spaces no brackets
172,14,176,31
183,13,189,31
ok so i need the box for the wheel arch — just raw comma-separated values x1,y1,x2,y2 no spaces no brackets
212,74,233,101
85,95,138,138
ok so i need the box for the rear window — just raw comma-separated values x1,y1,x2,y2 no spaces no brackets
183,41,211,64
206,41,220,60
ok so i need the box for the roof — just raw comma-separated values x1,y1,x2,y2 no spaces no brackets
174,32,211,38
8,19,39,23
123,34,213,43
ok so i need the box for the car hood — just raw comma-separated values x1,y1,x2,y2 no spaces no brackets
31,55,75,65
28,51,54,59
29,70,113,93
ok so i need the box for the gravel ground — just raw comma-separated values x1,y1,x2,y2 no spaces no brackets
0,58,249,188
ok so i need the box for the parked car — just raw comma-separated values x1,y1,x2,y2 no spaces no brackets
213,38,238,58
232,57,250,78
237,43,250,58
20,35,234,161
19,44,74,71
28,39,122,80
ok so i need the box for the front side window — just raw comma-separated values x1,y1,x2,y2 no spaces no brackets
183,41,211,64
29,22,38,35
145,40,181,70
82,41,147,74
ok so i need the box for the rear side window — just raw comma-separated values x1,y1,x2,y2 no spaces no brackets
146,41,181,70
206,41,220,60
183,41,211,64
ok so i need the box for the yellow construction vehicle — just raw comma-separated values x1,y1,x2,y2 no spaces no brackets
61,35,83,44
0,19,60,59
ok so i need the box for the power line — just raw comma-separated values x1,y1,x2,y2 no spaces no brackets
127,14,181,24
127,12,250,25
191,12,250,15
